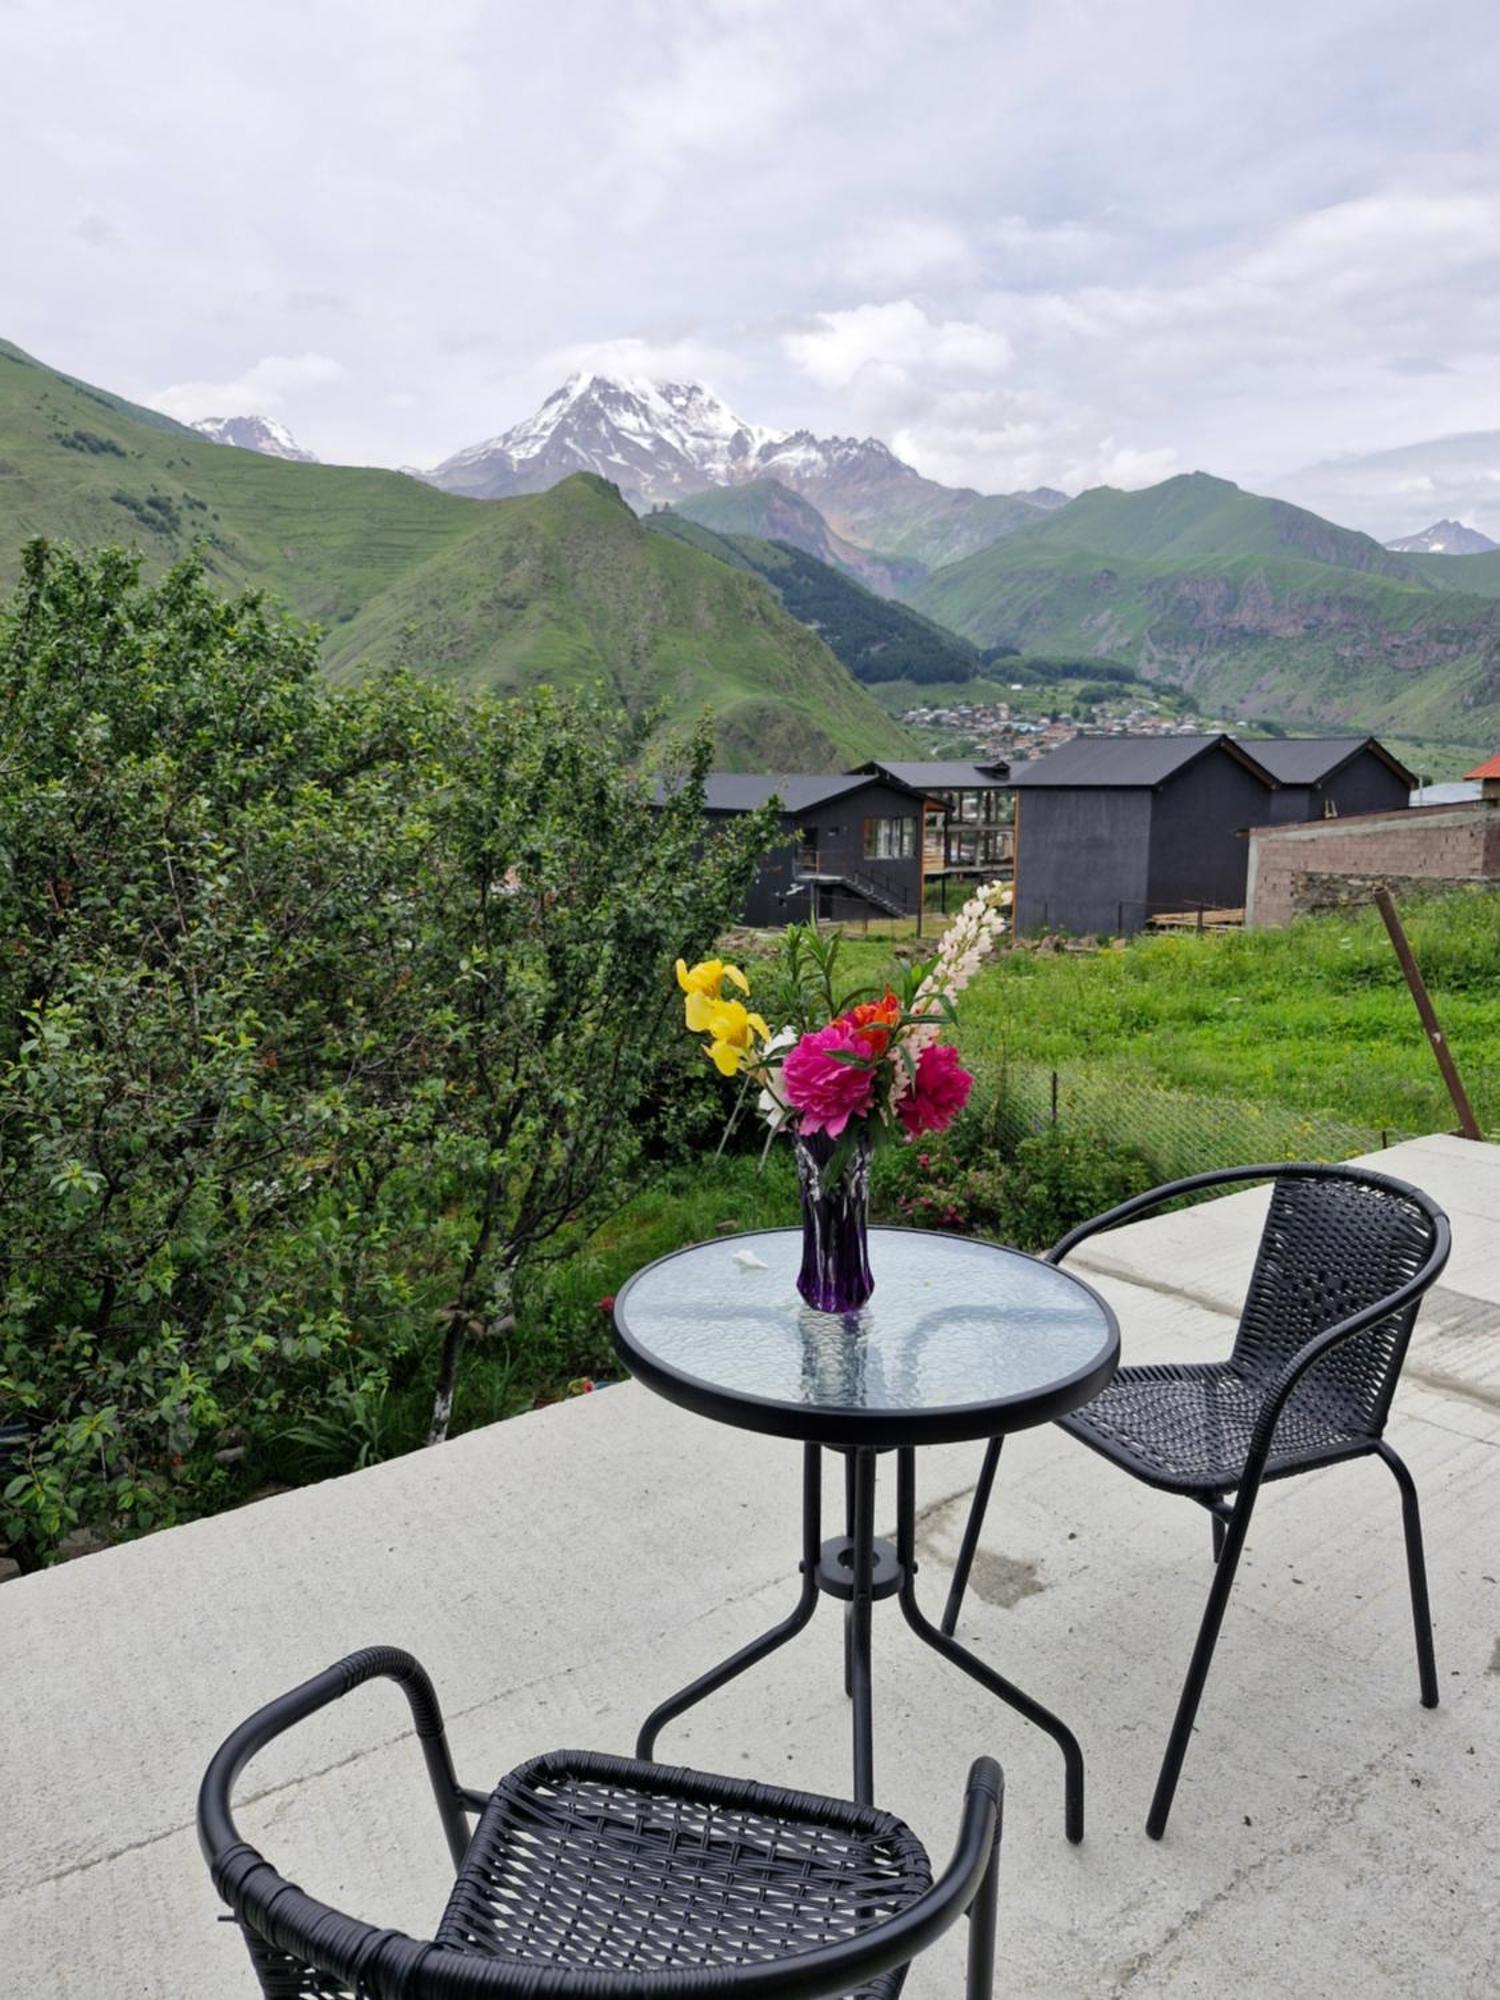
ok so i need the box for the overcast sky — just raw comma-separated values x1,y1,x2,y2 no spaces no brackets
3,0,1497,528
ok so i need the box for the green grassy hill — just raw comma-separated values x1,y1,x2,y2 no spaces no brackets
645,512,982,686
1404,549,1500,598
0,339,910,769
912,472,1500,743
328,476,912,767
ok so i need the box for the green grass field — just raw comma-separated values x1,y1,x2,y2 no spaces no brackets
838,888,1500,1136
456,887,1498,1433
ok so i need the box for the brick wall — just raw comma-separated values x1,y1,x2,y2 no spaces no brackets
1246,803,1500,927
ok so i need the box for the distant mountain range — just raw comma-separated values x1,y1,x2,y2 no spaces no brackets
910,471,1500,741
1385,518,1498,556
191,413,317,462
0,337,906,771
10,332,1500,754
416,372,1069,571
668,478,923,597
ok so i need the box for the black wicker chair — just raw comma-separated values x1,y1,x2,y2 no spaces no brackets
938,1163,1450,1840
199,1645,1004,1998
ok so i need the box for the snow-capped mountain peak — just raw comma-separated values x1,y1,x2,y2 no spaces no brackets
191,414,318,463
428,373,784,500
1384,517,1497,555
419,372,1072,566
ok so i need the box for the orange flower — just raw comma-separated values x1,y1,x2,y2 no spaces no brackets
842,989,901,1057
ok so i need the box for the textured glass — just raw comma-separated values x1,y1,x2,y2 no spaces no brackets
617,1228,1114,1415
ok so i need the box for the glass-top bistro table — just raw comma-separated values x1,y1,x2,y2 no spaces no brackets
612,1225,1120,1841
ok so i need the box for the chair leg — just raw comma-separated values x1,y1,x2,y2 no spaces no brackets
1210,1511,1226,1563
965,1823,1002,1997
1375,1441,1439,1709
1146,1488,1257,1840
941,1437,1004,1638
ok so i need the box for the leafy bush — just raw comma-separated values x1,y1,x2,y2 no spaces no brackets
0,542,773,1562
875,1098,1150,1251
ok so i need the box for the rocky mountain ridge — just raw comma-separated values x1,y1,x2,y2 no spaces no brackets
190,414,318,462
419,372,1070,570
1385,518,1498,556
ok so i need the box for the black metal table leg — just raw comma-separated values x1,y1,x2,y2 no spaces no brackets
896,1449,1086,1843
848,1447,877,1805
636,1444,822,1761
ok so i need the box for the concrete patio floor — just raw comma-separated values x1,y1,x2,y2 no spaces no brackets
2,1133,1497,1997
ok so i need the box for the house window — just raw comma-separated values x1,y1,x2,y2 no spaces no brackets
864,814,916,860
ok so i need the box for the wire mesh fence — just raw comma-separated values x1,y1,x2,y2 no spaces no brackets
987,1058,1464,1182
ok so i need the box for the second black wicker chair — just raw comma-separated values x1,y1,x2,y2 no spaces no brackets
939,1163,1450,1840
200,1645,1004,1998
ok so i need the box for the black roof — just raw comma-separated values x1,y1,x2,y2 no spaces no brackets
850,758,1010,789
1009,733,1275,789
700,773,867,812
678,771,943,814
1231,735,1415,787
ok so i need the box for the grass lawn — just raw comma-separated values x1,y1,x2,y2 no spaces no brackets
832,887,1500,1136
386,888,1500,1454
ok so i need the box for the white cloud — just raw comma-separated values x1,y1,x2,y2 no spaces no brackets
523,332,749,396
783,301,1012,391
887,385,1179,495
150,353,345,422
3,2,1498,494
838,218,974,289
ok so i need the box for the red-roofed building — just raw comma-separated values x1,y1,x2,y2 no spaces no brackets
1464,755,1500,800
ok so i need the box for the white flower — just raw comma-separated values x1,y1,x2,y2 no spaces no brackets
893,885,1007,1100
755,1024,798,1128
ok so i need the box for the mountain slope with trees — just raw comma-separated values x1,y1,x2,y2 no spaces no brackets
646,511,983,685
670,478,922,595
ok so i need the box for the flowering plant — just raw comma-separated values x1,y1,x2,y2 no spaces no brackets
674,887,1008,1191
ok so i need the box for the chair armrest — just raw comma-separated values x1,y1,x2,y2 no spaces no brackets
197,1645,470,1879
1044,1162,1316,1267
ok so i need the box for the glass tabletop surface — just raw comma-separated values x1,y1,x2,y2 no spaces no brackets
614,1227,1117,1430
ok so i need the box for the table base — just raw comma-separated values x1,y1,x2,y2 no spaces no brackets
636,1442,1085,1842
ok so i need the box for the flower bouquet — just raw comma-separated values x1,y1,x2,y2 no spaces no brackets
676,887,1008,1314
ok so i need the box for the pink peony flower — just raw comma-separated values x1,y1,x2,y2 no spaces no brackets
781,1023,877,1139
897,1042,973,1139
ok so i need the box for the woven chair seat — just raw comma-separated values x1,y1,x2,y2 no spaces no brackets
1059,1361,1372,1495
433,1750,933,1999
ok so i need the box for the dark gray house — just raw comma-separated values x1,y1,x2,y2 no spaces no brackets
696,772,941,925
1010,734,1278,935
850,759,1013,906
1234,737,1415,822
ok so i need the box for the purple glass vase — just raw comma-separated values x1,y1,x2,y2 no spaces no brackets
793,1126,874,1316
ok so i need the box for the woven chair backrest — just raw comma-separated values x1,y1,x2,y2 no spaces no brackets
1231,1173,1439,1442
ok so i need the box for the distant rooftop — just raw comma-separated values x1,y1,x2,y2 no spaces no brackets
1464,753,1500,781
1411,781,1482,807
682,771,943,814
850,758,1010,789
1009,733,1274,789
1236,736,1414,787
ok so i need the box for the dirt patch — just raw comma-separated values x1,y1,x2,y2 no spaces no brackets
965,1549,1045,1609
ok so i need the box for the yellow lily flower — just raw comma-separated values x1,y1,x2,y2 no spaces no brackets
675,957,750,1033
702,997,770,1076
